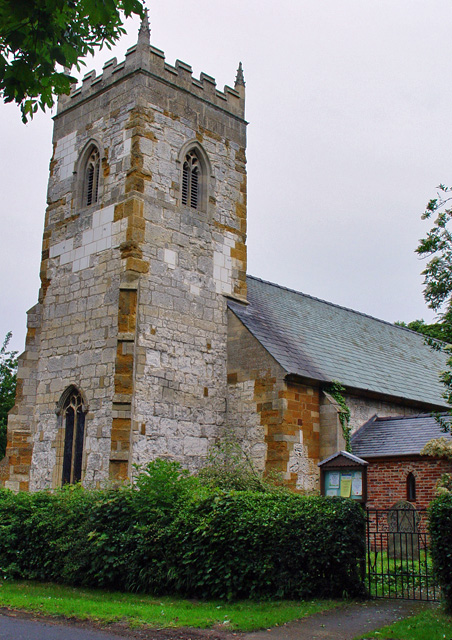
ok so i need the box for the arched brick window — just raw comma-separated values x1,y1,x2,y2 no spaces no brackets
60,387,86,484
84,146,100,207
182,149,200,209
407,472,416,502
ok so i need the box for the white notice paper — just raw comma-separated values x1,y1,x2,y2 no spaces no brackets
329,472,340,488
352,477,362,496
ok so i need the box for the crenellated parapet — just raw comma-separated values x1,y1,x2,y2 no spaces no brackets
57,23,245,120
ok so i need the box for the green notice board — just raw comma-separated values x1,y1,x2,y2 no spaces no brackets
324,469,363,500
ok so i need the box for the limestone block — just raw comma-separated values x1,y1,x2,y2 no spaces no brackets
183,436,208,457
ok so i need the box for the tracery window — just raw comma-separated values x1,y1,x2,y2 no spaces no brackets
61,388,86,485
84,146,100,206
407,472,416,502
182,149,200,209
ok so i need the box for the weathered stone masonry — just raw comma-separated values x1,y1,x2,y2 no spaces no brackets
227,311,320,492
226,309,433,493
4,21,247,490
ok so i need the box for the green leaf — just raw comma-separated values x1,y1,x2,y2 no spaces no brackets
0,0,145,121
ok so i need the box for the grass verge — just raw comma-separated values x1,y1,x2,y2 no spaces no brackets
0,581,342,632
355,607,452,640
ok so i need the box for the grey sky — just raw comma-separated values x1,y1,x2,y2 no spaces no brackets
1,0,451,353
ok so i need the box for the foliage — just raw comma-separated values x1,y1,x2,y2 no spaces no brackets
435,473,452,496
133,458,201,516
0,0,144,122
0,459,366,600
429,493,452,610
420,439,452,495
0,581,342,632
197,437,285,493
421,437,452,461
416,185,452,432
395,318,452,344
326,381,352,452
173,492,366,600
0,332,18,460
417,185,452,314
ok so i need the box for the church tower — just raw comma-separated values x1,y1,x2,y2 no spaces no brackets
4,17,247,490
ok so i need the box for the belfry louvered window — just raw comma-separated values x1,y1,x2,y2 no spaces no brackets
85,147,100,206
182,149,200,209
61,388,85,485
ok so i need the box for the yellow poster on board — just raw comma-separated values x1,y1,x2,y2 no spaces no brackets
340,474,352,497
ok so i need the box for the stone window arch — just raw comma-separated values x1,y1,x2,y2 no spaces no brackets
182,149,200,209
178,141,211,213
407,472,416,502
75,140,103,209
57,386,86,485
84,145,100,206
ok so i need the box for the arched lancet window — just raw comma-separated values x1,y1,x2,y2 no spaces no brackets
182,149,200,209
407,472,416,502
61,388,86,485
84,146,100,207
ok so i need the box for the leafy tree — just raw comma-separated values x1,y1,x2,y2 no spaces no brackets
416,184,452,428
0,0,144,122
395,319,452,344
418,185,452,313
0,332,18,460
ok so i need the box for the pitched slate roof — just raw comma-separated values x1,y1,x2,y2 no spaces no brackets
227,275,449,408
351,414,452,457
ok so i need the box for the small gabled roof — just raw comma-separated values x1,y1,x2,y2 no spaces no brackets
351,414,452,458
318,450,368,467
228,275,449,408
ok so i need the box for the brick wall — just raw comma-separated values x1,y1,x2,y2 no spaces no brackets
366,457,452,510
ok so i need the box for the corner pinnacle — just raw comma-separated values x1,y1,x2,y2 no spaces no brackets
137,8,150,48
235,61,245,87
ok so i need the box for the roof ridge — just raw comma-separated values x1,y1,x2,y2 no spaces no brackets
246,274,428,337
374,414,434,422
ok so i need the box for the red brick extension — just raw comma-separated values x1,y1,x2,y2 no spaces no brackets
365,457,452,510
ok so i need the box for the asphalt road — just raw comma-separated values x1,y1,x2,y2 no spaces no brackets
0,614,127,640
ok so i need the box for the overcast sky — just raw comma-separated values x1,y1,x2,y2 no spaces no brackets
2,0,452,353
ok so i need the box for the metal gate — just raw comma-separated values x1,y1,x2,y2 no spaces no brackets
366,508,440,601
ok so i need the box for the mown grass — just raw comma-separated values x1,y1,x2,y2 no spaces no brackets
0,581,342,631
355,607,452,640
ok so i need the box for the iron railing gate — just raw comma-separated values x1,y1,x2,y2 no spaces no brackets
366,508,440,601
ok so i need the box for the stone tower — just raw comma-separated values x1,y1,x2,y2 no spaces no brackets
4,17,247,491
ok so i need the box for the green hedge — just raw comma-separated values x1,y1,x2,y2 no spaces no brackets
429,493,452,610
0,461,366,600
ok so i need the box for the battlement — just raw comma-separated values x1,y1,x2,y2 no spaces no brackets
57,23,245,120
